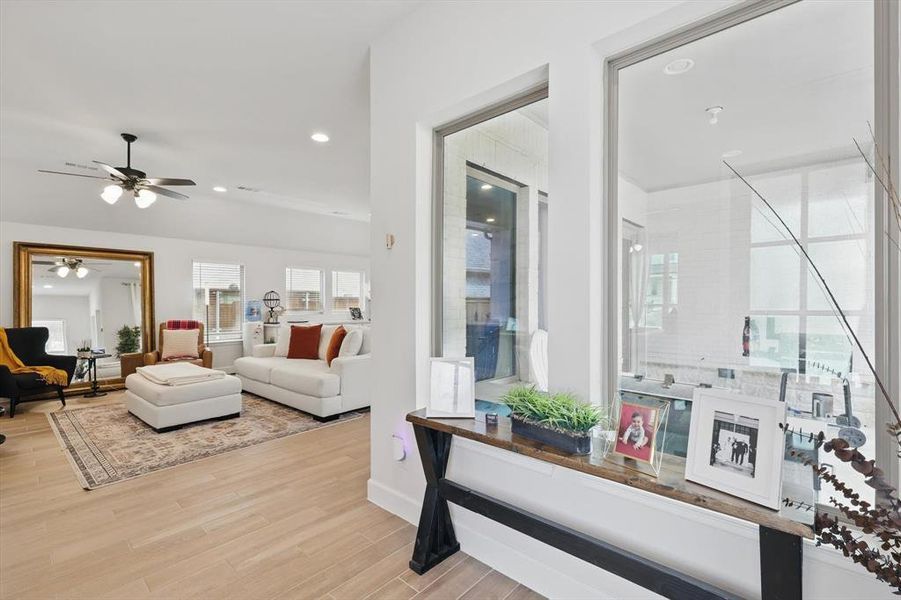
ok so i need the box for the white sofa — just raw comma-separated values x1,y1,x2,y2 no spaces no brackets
234,324,370,420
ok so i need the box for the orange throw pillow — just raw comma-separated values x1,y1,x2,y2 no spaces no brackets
326,326,346,366
287,324,322,359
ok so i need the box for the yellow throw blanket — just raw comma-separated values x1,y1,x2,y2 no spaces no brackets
0,328,68,387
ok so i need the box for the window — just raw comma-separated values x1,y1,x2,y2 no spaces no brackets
192,262,244,342
33,319,66,354
611,0,890,512
286,268,323,312
435,90,549,395
332,271,363,311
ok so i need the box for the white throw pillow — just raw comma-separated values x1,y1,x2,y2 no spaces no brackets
318,325,339,360
274,323,292,357
339,328,363,357
161,329,200,361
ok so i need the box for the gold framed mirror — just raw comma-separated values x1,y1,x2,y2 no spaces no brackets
13,242,155,394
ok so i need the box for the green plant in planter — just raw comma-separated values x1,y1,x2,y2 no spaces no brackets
501,385,602,433
115,325,141,357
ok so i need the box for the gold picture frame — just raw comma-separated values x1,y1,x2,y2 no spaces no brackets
13,241,155,394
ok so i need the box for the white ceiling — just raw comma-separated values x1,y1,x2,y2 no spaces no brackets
32,255,140,296
619,1,874,192
0,1,419,224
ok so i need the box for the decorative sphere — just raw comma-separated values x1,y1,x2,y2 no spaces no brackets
263,290,281,309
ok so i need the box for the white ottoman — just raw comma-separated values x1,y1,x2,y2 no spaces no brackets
125,371,243,432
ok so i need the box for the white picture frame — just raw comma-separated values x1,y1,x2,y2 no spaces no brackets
685,388,785,510
427,357,475,419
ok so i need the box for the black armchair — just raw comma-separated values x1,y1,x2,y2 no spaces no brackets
0,327,77,418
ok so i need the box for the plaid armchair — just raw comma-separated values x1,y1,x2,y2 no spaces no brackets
143,321,212,369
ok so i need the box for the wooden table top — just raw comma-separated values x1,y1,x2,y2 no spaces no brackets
407,409,814,539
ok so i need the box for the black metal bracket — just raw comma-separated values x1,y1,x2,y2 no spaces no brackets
760,525,802,600
409,423,802,600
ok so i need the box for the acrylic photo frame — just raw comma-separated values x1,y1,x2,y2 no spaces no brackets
611,395,670,477
427,357,476,419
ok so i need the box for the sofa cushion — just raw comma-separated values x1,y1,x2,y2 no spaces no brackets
161,329,200,360
339,328,363,357
318,325,339,360
234,356,291,384
274,324,291,357
326,326,346,366
270,360,340,398
287,324,322,359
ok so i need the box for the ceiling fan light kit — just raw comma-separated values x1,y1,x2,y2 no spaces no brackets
38,132,196,209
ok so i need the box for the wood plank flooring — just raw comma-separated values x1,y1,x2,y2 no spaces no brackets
0,394,543,600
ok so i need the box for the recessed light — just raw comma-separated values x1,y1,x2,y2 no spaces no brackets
311,132,330,143
481,184,493,190
722,149,743,159
486,217,495,223
133,261,141,267
213,186,227,193
664,58,694,75
42,284,53,289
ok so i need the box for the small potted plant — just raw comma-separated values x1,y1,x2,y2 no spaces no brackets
501,386,603,455
76,340,93,359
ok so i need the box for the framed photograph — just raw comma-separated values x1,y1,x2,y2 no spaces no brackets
349,307,363,320
427,357,475,419
613,401,660,465
685,388,786,510
245,300,263,322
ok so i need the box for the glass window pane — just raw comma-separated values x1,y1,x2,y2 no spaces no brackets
440,97,548,396
750,246,800,311
332,271,362,310
286,268,322,312
193,262,244,342
806,239,868,312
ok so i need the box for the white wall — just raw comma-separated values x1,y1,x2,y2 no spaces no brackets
31,294,91,354
1,221,369,369
367,1,891,598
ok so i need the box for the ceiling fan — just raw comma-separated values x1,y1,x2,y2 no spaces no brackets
38,133,196,208
32,257,99,279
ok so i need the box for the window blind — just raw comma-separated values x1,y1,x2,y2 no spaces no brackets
285,268,323,312
192,262,244,342
332,271,362,310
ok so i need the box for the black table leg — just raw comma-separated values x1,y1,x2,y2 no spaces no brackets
409,424,460,575
759,525,802,600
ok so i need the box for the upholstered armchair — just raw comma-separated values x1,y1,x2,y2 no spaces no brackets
0,327,77,418
143,321,213,369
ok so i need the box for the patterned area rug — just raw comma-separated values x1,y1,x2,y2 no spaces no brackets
47,394,362,490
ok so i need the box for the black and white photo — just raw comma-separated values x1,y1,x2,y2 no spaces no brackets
708,411,759,478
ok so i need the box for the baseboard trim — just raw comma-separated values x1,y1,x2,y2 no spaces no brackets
366,478,608,599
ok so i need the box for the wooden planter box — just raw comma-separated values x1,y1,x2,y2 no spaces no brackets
511,415,592,455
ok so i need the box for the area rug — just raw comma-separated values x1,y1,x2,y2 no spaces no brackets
47,394,363,490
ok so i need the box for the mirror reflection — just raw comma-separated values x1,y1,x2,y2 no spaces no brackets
31,254,144,383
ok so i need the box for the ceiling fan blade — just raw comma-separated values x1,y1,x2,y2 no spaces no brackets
144,184,189,200
93,161,127,179
143,178,196,186
38,169,111,180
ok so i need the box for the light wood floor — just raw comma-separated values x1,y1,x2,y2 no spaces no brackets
0,393,543,600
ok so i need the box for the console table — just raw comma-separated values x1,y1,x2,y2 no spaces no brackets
406,409,812,600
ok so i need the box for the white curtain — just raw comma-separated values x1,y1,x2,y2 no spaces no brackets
126,282,141,327
629,250,649,328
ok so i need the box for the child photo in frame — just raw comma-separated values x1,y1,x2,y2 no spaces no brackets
614,401,659,464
